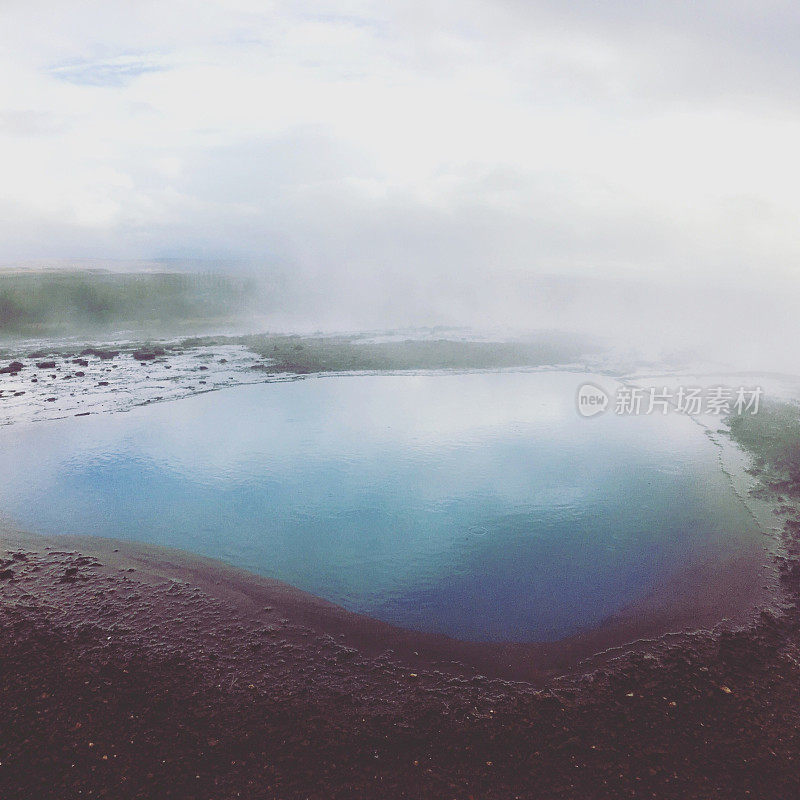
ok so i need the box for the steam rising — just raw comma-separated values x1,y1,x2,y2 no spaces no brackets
1,2,798,371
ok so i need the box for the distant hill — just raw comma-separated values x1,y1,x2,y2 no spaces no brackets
0,269,260,337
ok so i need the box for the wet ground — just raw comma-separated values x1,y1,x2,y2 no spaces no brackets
0,340,281,426
1,529,800,799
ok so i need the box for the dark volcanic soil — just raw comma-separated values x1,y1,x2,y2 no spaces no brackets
2,531,800,799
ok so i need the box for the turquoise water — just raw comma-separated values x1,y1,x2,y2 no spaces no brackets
0,372,757,642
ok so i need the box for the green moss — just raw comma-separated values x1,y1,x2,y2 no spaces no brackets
242,332,594,374
728,401,800,496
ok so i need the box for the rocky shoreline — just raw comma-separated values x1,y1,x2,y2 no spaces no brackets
0,338,277,427
0,332,596,427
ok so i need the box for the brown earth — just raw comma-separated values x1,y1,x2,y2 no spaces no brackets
1,528,799,799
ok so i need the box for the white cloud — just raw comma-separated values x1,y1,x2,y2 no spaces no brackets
1,0,800,303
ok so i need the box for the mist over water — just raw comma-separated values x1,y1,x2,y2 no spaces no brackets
1,1,798,376
255,267,800,373
1,265,796,379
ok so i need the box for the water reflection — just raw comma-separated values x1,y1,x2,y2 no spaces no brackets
0,372,756,641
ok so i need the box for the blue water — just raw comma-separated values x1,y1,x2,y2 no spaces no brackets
0,372,757,641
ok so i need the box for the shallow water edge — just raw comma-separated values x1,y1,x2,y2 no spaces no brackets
0,517,777,683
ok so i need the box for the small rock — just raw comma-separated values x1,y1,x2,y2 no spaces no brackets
80,348,119,360
36,361,56,369
133,347,165,361
0,361,23,374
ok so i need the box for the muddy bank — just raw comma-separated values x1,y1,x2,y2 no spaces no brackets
1,523,799,799
0,524,777,685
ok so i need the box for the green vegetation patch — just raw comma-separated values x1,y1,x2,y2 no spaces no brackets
0,270,257,336
243,332,594,374
728,400,800,497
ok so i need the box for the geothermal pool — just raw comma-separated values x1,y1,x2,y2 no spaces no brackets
0,371,759,642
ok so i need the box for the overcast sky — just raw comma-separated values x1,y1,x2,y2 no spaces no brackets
2,0,800,333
